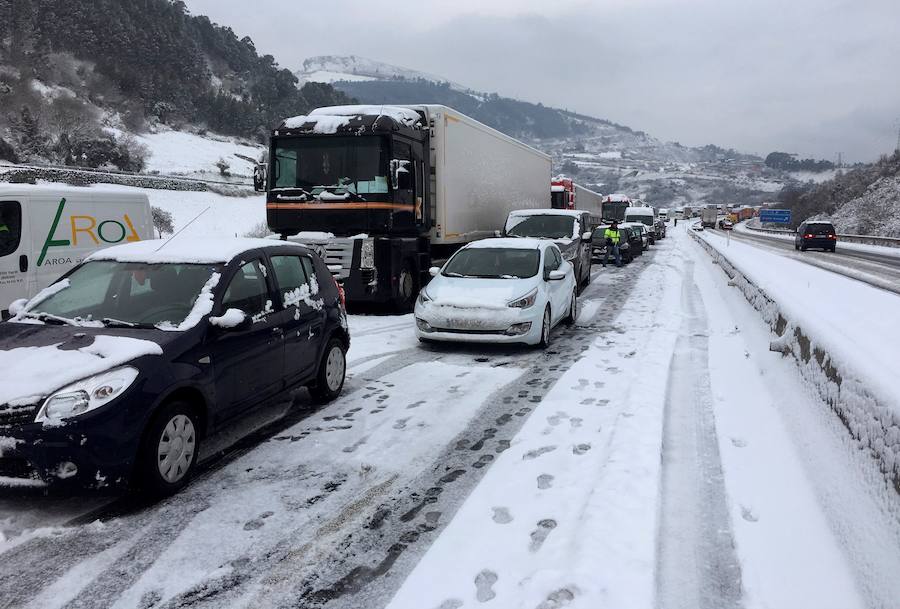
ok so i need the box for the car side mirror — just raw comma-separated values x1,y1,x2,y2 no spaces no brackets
429,266,441,277
547,269,566,281
7,298,28,317
582,231,592,240
209,308,251,331
494,230,502,238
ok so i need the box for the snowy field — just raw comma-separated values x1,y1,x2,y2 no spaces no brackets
2,226,900,609
135,130,265,177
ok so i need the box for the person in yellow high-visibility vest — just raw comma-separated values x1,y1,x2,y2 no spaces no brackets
602,221,623,267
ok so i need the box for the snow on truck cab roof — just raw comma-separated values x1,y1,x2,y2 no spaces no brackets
507,209,584,218
86,237,301,265
280,105,424,134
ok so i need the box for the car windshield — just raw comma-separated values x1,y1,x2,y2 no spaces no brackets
443,248,540,279
25,260,220,327
506,215,576,239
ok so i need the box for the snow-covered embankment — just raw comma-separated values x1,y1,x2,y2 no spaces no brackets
691,229,900,493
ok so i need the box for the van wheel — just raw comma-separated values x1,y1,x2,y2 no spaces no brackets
538,306,551,349
137,401,199,496
310,338,347,403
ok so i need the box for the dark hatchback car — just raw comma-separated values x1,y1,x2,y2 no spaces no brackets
795,221,838,252
0,238,349,494
592,224,637,263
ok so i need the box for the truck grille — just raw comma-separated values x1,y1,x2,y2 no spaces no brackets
322,241,354,281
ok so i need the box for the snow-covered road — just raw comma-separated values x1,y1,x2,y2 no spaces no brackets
2,226,899,609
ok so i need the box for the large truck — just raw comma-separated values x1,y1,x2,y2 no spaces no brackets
573,183,604,227
261,105,552,308
701,206,718,228
551,176,574,209
601,194,631,223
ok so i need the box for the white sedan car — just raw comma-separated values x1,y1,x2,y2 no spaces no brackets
414,238,578,347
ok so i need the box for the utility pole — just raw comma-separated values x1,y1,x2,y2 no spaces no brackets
837,152,842,168
895,124,900,154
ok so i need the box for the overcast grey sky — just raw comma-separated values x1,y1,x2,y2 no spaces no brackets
184,0,900,162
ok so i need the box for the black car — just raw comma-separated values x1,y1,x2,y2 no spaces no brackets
505,210,593,293
592,224,636,263
0,238,349,494
795,221,837,252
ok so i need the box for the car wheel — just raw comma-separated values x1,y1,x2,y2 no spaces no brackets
794,244,799,250
538,306,551,349
310,337,347,403
800,244,807,251
830,246,836,252
565,290,578,326
137,401,200,496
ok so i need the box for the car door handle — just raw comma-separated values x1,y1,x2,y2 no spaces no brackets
19,254,28,272
272,326,284,335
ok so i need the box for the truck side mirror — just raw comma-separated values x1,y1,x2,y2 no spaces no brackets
253,163,267,192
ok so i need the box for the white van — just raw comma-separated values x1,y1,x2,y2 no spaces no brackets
0,185,153,317
624,206,657,244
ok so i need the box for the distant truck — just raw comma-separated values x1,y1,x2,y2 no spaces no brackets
701,206,718,228
601,194,631,223
551,176,574,209
1,185,153,318
261,105,552,309
573,183,604,227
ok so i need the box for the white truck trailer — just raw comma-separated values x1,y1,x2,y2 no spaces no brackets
573,183,605,227
262,105,551,308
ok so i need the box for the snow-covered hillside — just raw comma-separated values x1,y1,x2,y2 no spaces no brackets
816,175,900,237
134,129,265,177
296,55,467,91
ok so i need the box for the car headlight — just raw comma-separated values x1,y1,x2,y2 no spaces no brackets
508,288,537,309
35,366,139,424
360,238,375,269
417,287,432,305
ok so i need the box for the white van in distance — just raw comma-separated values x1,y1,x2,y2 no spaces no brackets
624,206,657,244
0,185,153,317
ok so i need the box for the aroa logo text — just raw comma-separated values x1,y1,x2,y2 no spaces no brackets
37,198,141,267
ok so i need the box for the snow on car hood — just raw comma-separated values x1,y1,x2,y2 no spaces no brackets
425,277,536,308
0,324,162,407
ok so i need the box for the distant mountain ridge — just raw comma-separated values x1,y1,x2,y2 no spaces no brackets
297,55,468,91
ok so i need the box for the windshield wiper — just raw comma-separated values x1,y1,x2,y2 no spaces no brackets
20,312,78,326
443,272,466,277
101,317,137,328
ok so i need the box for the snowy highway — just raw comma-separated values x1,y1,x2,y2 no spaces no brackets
2,226,900,609
725,224,900,294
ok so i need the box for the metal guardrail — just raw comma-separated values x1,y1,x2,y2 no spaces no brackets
0,161,254,188
743,222,900,248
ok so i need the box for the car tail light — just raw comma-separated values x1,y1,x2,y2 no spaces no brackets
828,234,836,239
332,275,346,309
804,234,814,238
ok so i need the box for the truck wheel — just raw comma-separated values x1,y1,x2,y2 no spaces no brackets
395,264,416,312
310,338,347,403
137,401,200,496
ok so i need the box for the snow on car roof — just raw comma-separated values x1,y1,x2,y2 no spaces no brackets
464,238,544,250
86,237,299,264
625,206,654,214
507,209,583,218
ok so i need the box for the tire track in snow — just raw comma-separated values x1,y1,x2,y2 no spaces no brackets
655,259,743,609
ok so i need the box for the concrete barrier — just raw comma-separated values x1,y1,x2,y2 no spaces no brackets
690,229,900,494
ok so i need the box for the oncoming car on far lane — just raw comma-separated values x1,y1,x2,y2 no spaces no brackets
0,237,348,495
414,238,577,348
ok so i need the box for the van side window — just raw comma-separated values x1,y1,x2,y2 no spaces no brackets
0,201,22,257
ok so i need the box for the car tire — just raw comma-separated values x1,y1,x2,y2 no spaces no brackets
800,244,807,251
310,337,347,403
830,246,837,252
794,244,799,250
136,400,200,496
538,306,551,349
565,290,578,326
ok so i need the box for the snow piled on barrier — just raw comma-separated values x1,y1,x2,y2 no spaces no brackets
690,230,900,491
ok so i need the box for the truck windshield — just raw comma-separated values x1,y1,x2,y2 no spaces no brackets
551,191,568,209
443,248,540,279
272,136,389,196
506,215,576,240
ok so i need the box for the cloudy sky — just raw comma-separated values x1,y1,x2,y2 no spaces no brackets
184,0,900,162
